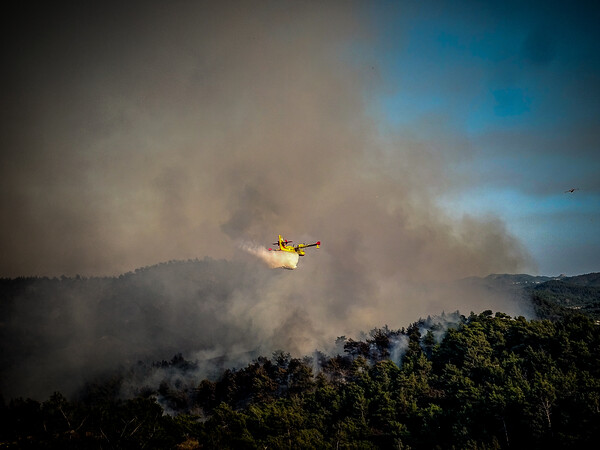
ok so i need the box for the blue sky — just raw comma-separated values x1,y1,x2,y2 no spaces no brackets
368,1,600,275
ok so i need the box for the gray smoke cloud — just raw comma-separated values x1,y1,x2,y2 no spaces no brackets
0,2,536,400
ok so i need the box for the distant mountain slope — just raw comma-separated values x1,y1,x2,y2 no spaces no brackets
561,272,600,287
529,276,600,321
482,273,555,285
458,272,600,322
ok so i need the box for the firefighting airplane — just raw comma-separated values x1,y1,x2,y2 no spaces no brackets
268,235,321,256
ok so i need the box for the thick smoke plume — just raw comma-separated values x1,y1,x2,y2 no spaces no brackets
0,1,534,280
0,2,537,400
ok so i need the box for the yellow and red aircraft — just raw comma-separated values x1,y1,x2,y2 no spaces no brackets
268,235,320,256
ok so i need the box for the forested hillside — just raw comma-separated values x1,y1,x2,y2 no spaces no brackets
528,273,600,321
2,311,599,449
459,272,600,322
2,266,599,448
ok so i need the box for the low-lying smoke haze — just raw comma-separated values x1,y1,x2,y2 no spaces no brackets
1,2,539,400
0,259,532,400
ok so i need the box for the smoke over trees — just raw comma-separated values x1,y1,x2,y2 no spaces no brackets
2,311,599,448
0,259,534,401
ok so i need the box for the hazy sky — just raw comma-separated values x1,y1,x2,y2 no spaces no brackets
1,0,599,278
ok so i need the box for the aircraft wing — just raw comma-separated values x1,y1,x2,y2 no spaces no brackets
297,241,320,249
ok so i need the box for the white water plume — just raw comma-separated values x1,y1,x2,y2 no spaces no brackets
241,242,299,270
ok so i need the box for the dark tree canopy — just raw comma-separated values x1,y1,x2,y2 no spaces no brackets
2,309,600,449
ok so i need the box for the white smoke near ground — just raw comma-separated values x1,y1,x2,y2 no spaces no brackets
389,334,410,366
240,241,299,269
418,312,462,345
